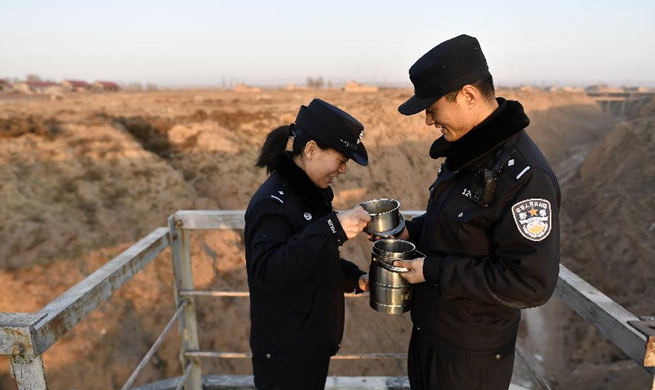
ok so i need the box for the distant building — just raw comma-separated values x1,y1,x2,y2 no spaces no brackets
61,80,90,92
92,81,120,92
0,79,12,92
14,81,62,94
233,83,262,93
343,81,378,92
561,86,583,92
625,86,651,93
584,84,624,94
285,83,307,91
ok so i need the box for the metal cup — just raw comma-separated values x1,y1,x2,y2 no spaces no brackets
358,198,401,236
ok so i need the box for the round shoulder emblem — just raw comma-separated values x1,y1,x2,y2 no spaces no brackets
303,212,312,221
511,198,552,241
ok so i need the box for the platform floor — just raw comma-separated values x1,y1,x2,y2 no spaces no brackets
134,375,531,389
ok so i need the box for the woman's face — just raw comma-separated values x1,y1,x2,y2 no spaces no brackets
303,143,348,189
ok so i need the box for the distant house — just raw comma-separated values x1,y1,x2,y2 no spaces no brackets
0,79,12,92
584,84,624,94
285,83,307,91
625,86,651,93
14,81,62,94
61,80,90,92
92,81,120,92
233,83,262,93
343,81,378,92
0,79,11,90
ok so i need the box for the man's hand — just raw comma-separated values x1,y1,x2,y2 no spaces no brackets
394,258,426,284
337,206,371,239
358,274,370,292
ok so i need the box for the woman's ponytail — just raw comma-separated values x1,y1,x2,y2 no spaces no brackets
255,125,294,174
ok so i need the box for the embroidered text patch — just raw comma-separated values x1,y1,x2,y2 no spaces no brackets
511,198,552,241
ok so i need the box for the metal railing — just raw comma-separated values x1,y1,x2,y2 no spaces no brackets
0,227,170,389
0,210,653,390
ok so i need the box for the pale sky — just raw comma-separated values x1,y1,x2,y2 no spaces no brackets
1,0,654,88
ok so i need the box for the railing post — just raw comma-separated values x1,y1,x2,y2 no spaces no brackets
627,316,655,390
1,313,50,390
168,215,202,390
10,354,48,389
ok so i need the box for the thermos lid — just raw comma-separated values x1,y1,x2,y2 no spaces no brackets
372,239,416,264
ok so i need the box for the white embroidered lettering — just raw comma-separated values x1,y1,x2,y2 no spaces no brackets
327,219,337,234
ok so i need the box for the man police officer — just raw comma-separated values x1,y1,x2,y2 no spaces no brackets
392,34,561,390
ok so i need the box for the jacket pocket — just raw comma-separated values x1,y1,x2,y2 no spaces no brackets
465,342,515,370
298,289,317,330
442,196,488,254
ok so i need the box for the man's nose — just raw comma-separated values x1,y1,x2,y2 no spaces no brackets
425,111,435,126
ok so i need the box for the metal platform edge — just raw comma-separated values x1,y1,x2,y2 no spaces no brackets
132,375,530,390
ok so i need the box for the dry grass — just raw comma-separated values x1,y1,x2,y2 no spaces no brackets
0,115,64,140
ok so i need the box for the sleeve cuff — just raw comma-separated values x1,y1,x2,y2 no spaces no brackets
422,256,444,287
405,219,421,242
352,269,367,293
303,211,348,246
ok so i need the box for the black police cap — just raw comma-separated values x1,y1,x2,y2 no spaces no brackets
399,34,490,116
295,98,368,166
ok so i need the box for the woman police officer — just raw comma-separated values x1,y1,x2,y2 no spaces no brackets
244,98,371,389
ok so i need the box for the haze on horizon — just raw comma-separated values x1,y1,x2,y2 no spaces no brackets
1,0,654,88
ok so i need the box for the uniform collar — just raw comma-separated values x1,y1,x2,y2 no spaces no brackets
429,98,530,171
273,153,334,214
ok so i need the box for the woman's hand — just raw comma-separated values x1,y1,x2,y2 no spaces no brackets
337,206,371,239
358,273,370,292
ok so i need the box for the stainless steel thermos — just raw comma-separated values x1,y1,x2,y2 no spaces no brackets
369,239,423,314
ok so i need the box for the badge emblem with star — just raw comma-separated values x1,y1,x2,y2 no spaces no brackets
511,198,552,241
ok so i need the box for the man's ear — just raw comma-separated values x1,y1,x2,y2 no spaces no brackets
460,84,479,107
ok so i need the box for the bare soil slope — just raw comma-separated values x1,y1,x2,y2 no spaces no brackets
0,89,632,389
551,99,655,389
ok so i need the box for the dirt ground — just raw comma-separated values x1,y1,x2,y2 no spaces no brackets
0,88,653,389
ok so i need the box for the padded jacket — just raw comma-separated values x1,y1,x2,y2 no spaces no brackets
244,153,365,366
405,98,561,352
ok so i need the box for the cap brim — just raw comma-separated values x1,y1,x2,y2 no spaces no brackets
398,94,441,116
324,132,368,166
351,143,368,166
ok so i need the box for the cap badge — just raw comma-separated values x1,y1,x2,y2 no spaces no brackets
304,212,312,221
357,130,364,145
338,130,365,151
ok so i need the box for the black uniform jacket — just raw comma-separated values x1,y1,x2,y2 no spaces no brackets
405,98,561,352
244,153,365,366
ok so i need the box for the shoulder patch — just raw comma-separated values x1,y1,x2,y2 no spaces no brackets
515,166,531,179
502,151,531,181
511,198,552,241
